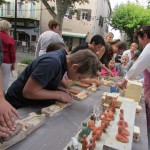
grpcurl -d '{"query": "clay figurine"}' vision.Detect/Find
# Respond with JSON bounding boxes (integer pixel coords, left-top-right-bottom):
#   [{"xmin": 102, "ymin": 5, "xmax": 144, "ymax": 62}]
[
  {"xmin": 67, "ymin": 146, "xmax": 71, "ymax": 150},
  {"xmin": 107, "ymin": 108, "xmax": 114, "ymax": 121},
  {"xmin": 116, "ymin": 126, "xmax": 129, "ymax": 143},
  {"xmin": 71, "ymin": 137, "xmax": 79, "ymax": 150},
  {"xmin": 87, "ymin": 120, "xmax": 96, "ymax": 131},
  {"xmin": 95, "ymin": 127, "xmax": 103, "ymax": 141},
  {"xmin": 78, "ymin": 122, "xmax": 91, "ymax": 143},
  {"xmin": 81, "ymin": 135, "xmax": 88, "ymax": 150},
  {"xmin": 90, "ymin": 113, "xmax": 96, "ymax": 123},
  {"xmin": 86, "ymin": 138, "xmax": 95, "ymax": 150},
  {"xmin": 90, "ymin": 137, "xmax": 96, "ymax": 148}
]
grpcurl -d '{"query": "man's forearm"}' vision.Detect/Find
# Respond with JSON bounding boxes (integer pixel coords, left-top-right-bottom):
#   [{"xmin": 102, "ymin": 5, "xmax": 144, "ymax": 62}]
[{"xmin": 23, "ymin": 89, "xmax": 61, "ymax": 100}]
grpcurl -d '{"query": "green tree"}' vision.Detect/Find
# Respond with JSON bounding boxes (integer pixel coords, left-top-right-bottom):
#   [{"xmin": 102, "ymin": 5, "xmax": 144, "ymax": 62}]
[
  {"xmin": 21, "ymin": 0, "xmax": 89, "ymax": 29},
  {"xmin": 111, "ymin": 2, "xmax": 150, "ymax": 42},
  {"xmin": 0, "ymin": 0, "xmax": 6, "ymax": 4}
]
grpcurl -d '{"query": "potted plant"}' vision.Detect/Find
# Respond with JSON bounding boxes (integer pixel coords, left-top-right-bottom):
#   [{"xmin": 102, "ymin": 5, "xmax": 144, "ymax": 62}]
[{"xmin": 17, "ymin": 57, "xmax": 34, "ymax": 76}]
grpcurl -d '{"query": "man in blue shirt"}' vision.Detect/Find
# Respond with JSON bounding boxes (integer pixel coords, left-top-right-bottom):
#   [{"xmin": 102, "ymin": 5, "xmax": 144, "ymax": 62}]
[{"xmin": 6, "ymin": 48, "xmax": 100, "ymax": 108}]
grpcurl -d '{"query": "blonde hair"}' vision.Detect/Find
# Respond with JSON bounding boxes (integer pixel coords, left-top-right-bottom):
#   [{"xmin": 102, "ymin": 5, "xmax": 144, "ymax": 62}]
[
  {"xmin": 105, "ymin": 32, "xmax": 114, "ymax": 40},
  {"xmin": 130, "ymin": 43, "xmax": 138, "ymax": 48},
  {"xmin": 121, "ymin": 55, "xmax": 129, "ymax": 62},
  {"xmin": 0, "ymin": 20, "xmax": 12, "ymax": 32}
]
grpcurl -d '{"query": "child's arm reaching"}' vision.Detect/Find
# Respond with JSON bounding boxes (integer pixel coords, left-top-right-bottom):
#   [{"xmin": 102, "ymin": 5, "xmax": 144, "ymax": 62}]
[{"xmin": 100, "ymin": 62, "xmax": 115, "ymax": 77}]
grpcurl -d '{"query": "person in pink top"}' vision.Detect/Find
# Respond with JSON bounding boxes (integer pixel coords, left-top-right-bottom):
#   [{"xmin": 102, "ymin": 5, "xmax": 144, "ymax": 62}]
[
  {"xmin": 116, "ymin": 25, "xmax": 150, "ymax": 148},
  {"xmin": 101, "ymin": 59, "xmax": 118, "ymax": 76}
]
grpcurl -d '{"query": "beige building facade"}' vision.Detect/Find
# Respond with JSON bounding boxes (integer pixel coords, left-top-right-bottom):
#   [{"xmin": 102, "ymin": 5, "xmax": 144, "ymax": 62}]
[
  {"xmin": 40, "ymin": 0, "xmax": 111, "ymax": 50},
  {"xmin": 0, "ymin": 0, "xmax": 41, "ymax": 46}
]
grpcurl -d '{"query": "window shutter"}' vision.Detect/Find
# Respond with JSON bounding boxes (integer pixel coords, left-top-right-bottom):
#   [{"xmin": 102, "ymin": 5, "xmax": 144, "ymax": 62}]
[
  {"xmin": 68, "ymin": 14, "xmax": 72, "ymax": 19},
  {"xmin": 68, "ymin": 11, "xmax": 72, "ymax": 19},
  {"xmin": 101, "ymin": 17, "xmax": 104, "ymax": 27},
  {"xmin": 87, "ymin": 9, "xmax": 91, "ymax": 21},
  {"xmin": 99, "ymin": 15, "xmax": 104, "ymax": 27},
  {"xmin": 77, "ymin": 9, "xmax": 81, "ymax": 20},
  {"xmin": 22, "ymin": 2, "xmax": 25, "ymax": 17},
  {"xmin": 99, "ymin": 16, "xmax": 101, "ymax": 25}
]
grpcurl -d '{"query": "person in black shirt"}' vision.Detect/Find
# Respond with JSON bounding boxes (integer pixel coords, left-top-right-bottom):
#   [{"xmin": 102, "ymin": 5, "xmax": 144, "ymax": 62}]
[
  {"xmin": 5, "ymin": 49, "xmax": 100, "ymax": 108},
  {"xmin": 71, "ymin": 34, "xmax": 105, "ymax": 54},
  {"xmin": 71, "ymin": 35, "xmax": 116, "ymax": 76}
]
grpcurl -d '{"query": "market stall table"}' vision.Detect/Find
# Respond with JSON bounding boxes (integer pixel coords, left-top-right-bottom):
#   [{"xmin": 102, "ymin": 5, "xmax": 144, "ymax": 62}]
[{"xmin": 8, "ymin": 85, "xmax": 149, "ymax": 150}]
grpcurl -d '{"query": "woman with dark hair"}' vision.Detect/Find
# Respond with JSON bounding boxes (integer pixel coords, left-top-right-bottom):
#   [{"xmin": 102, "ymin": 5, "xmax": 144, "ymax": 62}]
[
  {"xmin": 101, "ymin": 39, "xmax": 120, "ymax": 67},
  {"xmin": 71, "ymin": 35, "xmax": 115, "ymax": 76},
  {"xmin": 116, "ymin": 25, "xmax": 150, "ymax": 147}
]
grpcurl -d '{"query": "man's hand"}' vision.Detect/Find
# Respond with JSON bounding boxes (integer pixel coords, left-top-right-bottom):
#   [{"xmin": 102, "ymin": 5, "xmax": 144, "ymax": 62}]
[
  {"xmin": 108, "ymin": 71, "xmax": 115, "ymax": 77},
  {"xmin": 0, "ymin": 126, "xmax": 14, "ymax": 138},
  {"xmin": 115, "ymin": 79, "xmax": 127, "ymax": 89},
  {"xmin": 101, "ymin": 63, "xmax": 115, "ymax": 77},
  {"xmin": 57, "ymin": 91, "xmax": 73, "ymax": 103},
  {"xmin": 0, "ymin": 98, "xmax": 19, "ymax": 129}
]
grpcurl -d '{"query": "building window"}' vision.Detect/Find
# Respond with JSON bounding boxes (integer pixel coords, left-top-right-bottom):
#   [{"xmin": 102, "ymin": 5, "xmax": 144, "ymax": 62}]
[
  {"xmin": 18, "ymin": 2, "xmax": 22, "ymax": 17},
  {"xmin": 81, "ymin": 11, "xmax": 88, "ymax": 20},
  {"xmin": 31, "ymin": 3, "xmax": 35, "ymax": 18},
  {"xmin": 7, "ymin": 2, "xmax": 11, "ymax": 15},
  {"xmin": 18, "ymin": 2, "xmax": 25, "ymax": 17},
  {"xmin": 0, "ymin": 5, "xmax": 3, "ymax": 17},
  {"xmin": 77, "ymin": 9, "xmax": 91, "ymax": 21}
]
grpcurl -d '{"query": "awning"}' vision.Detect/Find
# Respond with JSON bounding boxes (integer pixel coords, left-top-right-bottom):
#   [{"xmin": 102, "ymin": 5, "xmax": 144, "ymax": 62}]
[{"xmin": 62, "ymin": 31, "xmax": 87, "ymax": 38}]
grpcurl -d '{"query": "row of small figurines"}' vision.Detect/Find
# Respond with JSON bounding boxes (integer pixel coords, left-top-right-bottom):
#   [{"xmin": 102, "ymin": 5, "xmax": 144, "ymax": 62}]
[{"xmin": 67, "ymin": 98, "xmax": 129, "ymax": 150}]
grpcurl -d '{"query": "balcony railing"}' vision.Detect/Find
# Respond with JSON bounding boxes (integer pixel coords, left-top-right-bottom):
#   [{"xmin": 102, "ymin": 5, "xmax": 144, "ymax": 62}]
[{"xmin": 0, "ymin": 3, "xmax": 38, "ymax": 19}]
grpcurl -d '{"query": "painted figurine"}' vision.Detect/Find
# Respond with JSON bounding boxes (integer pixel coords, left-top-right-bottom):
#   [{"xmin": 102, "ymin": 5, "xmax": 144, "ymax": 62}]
[{"xmin": 78, "ymin": 122, "xmax": 91, "ymax": 143}]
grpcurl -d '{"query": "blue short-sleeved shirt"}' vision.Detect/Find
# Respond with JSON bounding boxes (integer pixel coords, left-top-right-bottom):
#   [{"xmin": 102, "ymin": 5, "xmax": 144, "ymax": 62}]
[{"xmin": 5, "ymin": 49, "xmax": 67, "ymax": 108}]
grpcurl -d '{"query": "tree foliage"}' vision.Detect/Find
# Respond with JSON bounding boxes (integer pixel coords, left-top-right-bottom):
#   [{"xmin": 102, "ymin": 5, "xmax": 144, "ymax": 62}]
[
  {"xmin": 21, "ymin": 0, "xmax": 89, "ymax": 29},
  {"xmin": 111, "ymin": 2, "xmax": 150, "ymax": 42},
  {"xmin": 0, "ymin": 0, "xmax": 6, "ymax": 4}
]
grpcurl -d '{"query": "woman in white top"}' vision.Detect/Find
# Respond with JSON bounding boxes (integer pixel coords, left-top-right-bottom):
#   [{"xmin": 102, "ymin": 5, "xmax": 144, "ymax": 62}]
[
  {"xmin": 35, "ymin": 19, "xmax": 64, "ymax": 58},
  {"xmin": 117, "ymin": 25, "xmax": 150, "ymax": 147},
  {"xmin": 122, "ymin": 42, "xmax": 138, "ymax": 61}
]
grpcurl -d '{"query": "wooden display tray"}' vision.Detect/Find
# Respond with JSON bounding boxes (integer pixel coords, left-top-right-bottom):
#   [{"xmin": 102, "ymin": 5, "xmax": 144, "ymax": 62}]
[
  {"xmin": 41, "ymin": 104, "xmax": 63, "ymax": 117},
  {"xmin": 80, "ymin": 78, "xmax": 101, "ymax": 87},
  {"xmin": 73, "ymin": 90, "xmax": 91, "ymax": 101},
  {"xmin": 68, "ymin": 88, "xmax": 91, "ymax": 101},
  {"xmin": 100, "ymin": 78, "xmax": 114, "ymax": 86},
  {"xmin": 68, "ymin": 88, "xmax": 81, "ymax": 95},
  {"xmin": 87, "ymin": 85, "xmax": 98, "ymax": 92},
  {"xmin": 64, "ymin": 110, "xmax": 119, "ymax": 150},
  {"xmin": 103, "ymin": 100, "xmax": 137, "ymax": 150},
  {"xmin": 0, "ymin": 113, "xmax": 45, "ymax": 150},
  {"xmin": 76, "ymin": 82, "xmax": 91, "ymax": 88},
  {"xmin": 64, "ymin": 99, "xmax": 137, "ymax": 150},
  {"xmin": 41, "ymin": 102, "xmax": 71, "ymax": 117}
]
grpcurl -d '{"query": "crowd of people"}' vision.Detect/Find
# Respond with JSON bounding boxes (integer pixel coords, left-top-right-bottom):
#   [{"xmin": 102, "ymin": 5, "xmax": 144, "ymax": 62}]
[{"xmin": 0, "ymin": 19, "xmax": 150, "ymax": 148}]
